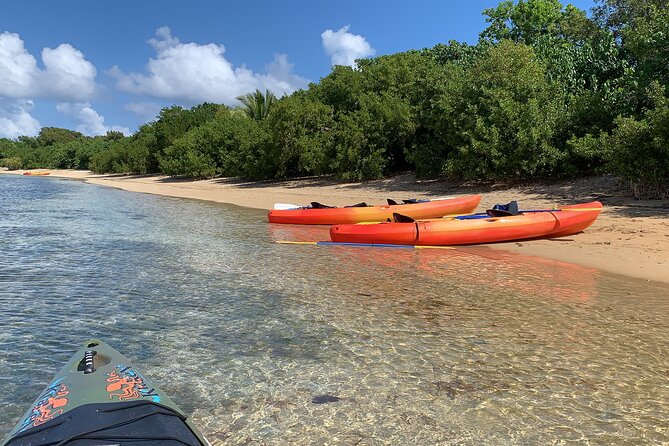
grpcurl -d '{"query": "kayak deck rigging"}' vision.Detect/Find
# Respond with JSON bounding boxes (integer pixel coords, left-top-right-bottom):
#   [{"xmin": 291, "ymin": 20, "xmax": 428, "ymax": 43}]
[{"xmin": 2, "ymin": 339, "xmax": 210, "ymax": 446}]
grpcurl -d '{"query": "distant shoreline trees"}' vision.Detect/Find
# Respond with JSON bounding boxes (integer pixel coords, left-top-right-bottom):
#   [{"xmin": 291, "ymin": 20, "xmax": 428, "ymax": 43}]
[{"xmin": 1, "ymin": 0, "xmax": 667, "ymax": 198}]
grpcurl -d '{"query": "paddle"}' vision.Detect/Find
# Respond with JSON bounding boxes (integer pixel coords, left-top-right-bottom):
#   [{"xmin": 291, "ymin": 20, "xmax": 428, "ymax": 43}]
[
  {"xmin": 272, "ymin": 202, "xmax": 337, "ymax": 210},
  {"xmin": 273, "ymin": 203, "xmax": 302, "ymax": 210},
  {"xmin": 522, "ymin": 208, "xmax": 602, "ymax": 212},
  {"xmin": 276, "ymin": 240, "xmax": 454, "ymax": 250},
  {"xmin": 453, "ymin": 207, "xmax": 601, "ymax": 220}
]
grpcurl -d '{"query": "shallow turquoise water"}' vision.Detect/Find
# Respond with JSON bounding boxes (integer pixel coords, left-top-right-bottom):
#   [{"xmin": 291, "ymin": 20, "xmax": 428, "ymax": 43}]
[{"xmin": 1, "ymin": 174, "xmax": 668, "ymax": 445}]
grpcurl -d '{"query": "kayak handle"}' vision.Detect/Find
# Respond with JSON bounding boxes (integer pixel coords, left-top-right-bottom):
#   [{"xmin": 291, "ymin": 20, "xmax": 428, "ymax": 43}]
[{"xmin": 83, "ymin": 350, "xmax": 95, "ymax": 374}]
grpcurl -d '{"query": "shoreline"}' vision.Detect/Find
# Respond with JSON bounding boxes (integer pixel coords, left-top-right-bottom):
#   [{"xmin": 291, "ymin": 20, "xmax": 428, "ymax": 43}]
[{"xmin": 3, "ymin": 169, "xmax": 668, "ymax": 284}]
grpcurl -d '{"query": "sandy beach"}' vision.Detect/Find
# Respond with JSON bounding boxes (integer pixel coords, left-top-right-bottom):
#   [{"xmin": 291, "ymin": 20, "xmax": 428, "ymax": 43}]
[{"xmin": 3, "ymin": 169, "xmax": 668, "ymax": 284}]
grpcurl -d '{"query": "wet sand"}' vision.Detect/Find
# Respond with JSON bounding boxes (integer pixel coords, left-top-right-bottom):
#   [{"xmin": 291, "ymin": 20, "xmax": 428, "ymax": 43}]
[{"xmin": 3, "ymin": 169, "xmax": 668, "ymax": 283}]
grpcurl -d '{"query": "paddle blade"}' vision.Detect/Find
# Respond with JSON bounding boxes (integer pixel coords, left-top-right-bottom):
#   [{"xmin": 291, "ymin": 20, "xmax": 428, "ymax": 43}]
[{"xmin": 273, "ymin": 203, "xmax": 302, "ymax": 210}]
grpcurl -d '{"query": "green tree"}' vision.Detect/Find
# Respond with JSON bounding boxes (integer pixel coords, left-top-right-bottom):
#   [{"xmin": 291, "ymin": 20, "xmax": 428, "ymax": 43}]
[
  {"xmin": 622, "ymin": 5, "xmax": 669, "ymax": 88},
  {"xmin": 90, "ymin": 124, "xmax": 156, "ymax": 174},
  {"xmin": 37, "ymin": 127, "xmax": 83, "ymax": 146},
  {"xmin": 0, "ymin": 138, "xmax": 20, "ymax": 159},
  {"xmin": 593, "ymin": 0, "xmax": 669, "ymax": 36},
  {"xmin": 17, "ymin": 136, "xmax": 39, "ymax": 148},
  {"xmin": 160, "ymin": 112, "xmax": 271, "ymax": 179},
  {"xmin": 480, "ymin": 0, "xmax": 565, "ymax": 44},
  {"xmin": 104, "ymin": 131, "xmax": 125, "ymax": 141},
  {"xmin": 334, "ymin": 92, "xmax": 415, "ymax": 181},
  {"xmin": 356, "ymin": 51, "xmax": 427, "ymax": 99},
  {"xmin": 424, "ymin": 40, "xmax": 490, "ymax": 66},
  {"xmin": 50, "ymin": 139, "xmax": 111, "ymax": 170},
  {"xmin": 266, "ymin": 95, "xmax": 336, "ymax": 177},
  {"xmin": 235, "ymin": 89, "xmax": 278, "ymax": 121},
  {"xmin": 603, "ymin": 83, "xmax": 669, "ymax": 197},
  {"xmin": 309, "ymin": 65, "xmax": 366, "ymax": 115},
  {"xmin": 152, "ymin": 103, "xmax": 222, "ymax": 171},
  {"xmin": 1, "ymin": 157, "xmax": 23, "ymax": 170},
  {"xmin": 0, "ymin": 138, "xmax": 23, "ymax": 170},
  {"xmin": 412, "ymin": 41, "xmax": 565, "ymax": 180}
]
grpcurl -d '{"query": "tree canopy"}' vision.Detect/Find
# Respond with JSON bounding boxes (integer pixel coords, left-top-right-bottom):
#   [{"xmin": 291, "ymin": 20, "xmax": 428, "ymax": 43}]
[{"xmin": 2, "ymin": 0, "xmax": 667, "ymax": 197}]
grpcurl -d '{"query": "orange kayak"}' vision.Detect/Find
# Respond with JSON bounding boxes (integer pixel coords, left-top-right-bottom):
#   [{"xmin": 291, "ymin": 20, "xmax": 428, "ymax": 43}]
[
  {"xmin": 268, "ymin": 195, "xmax": 481, "ymax": 225},
  {"xmin": 330, "ymin": 201, "xmax": 602, "ymax": 245},
  {"xmin": 22, "ymin": 171, "xmax": 51, "ymax": 176}
]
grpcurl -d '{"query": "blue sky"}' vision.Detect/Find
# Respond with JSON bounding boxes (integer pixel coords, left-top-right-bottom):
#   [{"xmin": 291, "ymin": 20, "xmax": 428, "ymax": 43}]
[{"xmin": 0, "ymin": 0, "xmax": 597, "ymax": 138}]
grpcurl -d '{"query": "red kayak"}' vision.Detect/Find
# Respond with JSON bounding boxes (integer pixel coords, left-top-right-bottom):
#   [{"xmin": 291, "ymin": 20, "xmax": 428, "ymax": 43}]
[
  {"xmin": 267, "ymin": 195, "xmax": 481, "ymax": 225},
  {"xmin": 330, "ymin": 201, "xmax": 602, "ymax": 245}
]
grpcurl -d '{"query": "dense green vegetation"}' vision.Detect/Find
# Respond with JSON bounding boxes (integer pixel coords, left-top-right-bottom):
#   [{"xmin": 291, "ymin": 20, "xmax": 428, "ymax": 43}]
[
  {"xmin": 0, "ymin": 128, "xmax": 122, "ymax": 171},
  {"xmin": 2, "ymin": 0, "xmax": 667, "ymax": 197}
]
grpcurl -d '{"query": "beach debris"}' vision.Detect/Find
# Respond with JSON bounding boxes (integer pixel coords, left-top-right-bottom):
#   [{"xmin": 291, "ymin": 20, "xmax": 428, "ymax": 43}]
[{"xmin": 312, "ymin": 394, "xmax": 342, "ymax": 404}]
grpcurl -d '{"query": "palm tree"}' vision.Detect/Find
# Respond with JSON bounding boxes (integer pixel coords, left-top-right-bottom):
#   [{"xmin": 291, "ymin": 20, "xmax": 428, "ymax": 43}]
[{"xmin": 235, "ymin": 89, "xmax": 277, "ymax": 120}]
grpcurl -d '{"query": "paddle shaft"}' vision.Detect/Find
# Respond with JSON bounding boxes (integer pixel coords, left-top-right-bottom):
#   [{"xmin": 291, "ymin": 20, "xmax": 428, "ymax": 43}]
[{"xmin": 276, "ymin": 240, "xmax": 454, "ymax": 249}]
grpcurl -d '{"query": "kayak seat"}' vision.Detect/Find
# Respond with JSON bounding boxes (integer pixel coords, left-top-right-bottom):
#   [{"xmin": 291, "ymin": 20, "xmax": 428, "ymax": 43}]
[
  {"xmin": 486, "ymin": 201, "xmax": 521, "ymax": 217},
  {"xmin": 393, "ymin": 213, "xmax": 416, "ymax": 223},
  {"xmin": 310, "ymin": 202, "xmax": 336, "ymax": 209},
  {"xmin": 344, "ymin": 202, "xmax": 369, "ymax": 208},
  {"xmin": 401, "ymin": 198, "xmax": 430, "ymax": 204},
  {"xmin": 387, "ymin": 199, "xmax": 399, "ymax": 205}
]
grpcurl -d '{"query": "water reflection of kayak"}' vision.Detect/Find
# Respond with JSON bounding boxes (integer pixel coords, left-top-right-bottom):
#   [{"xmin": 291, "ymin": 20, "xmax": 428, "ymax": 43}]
[
  {"xmin": 1, "ymin": 339, "xmax": 210, "ymax": 446},
  {"xmin": 268, "ymin": 194, "xmax": 481, "ymax": 224}
]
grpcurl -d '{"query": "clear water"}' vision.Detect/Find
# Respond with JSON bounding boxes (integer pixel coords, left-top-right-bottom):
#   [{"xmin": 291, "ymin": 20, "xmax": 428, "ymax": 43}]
[{"xmin": 1, "ymin": 174, "xmax": 668, "ymax": 445}]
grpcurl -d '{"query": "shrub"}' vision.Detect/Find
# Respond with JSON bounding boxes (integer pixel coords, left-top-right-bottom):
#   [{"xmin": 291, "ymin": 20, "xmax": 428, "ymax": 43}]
[
  {"xmin": 1, "ymin": 157, "xmax": 23, "ymax": 170},
  {"xmin": 334, "ymin": 92, "xmax": 415, "ymax": 181},
  {"xmin": 411, "ymin": 40, "xmax": 566, "ymax": 180},
  {"xmin": 160, "ymin": 113, "xmax": 270, "ymax": 179},
  {"xmin": 605, "ymin": 85, "xmax": 669, "ymax": 197},
  {"xmin": 266, "ymin": 96, "xmax": 336, "ymax": 178}
]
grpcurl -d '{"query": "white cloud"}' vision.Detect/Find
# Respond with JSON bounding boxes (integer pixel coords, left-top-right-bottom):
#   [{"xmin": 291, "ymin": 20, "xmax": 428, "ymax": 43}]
[
  {"xmin": 56, "ymin": 102, "xmax": 130, "ymax": 136},
  {"xmin": 40, "ymin": 44, "xmax": 97, "ymax": 101},
  {"xmin": 147, "ymin": 26, "xmax": 180, "ymax": 52},
  {"xmin": 260, "ymin": 53, "xmax": 310, "ymax": 95},
  {"xmin": 321, "ymin": 25, "xmax": 376, "ymax": 68},
  {"xmin": 0, "ymin": 33, "xmax": 37, "ymax": 98},
  {"xmin": 0, "ymin": 31, "xmax": 99, "ymax": 138},
  {"xmin": 124, "ymin": 101, "xmax": 162, "ymax": 122},
  {"xmin": 0, "ymin": 31, "xmax": 97, "ymax": 101},
  {"xmin": 108, "ymin": 27, "xmax": 309, "ymax": 105},
  {"xmin": 0, "ymin": 98, "xmax": 41, "ymax": 138}
]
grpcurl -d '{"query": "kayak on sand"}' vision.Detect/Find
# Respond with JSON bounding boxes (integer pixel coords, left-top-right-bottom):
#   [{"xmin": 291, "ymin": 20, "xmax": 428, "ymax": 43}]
[
  {"xmin": 330, "ymin": 201, "xmax": 603, "ymax": 245},
  {"xmin": 267, "ymin": 194, "xmax": 481, "ymax": 225},
  {"xmin": 1, "ymin": 339, "xmax": 210, "ymax": 446}
]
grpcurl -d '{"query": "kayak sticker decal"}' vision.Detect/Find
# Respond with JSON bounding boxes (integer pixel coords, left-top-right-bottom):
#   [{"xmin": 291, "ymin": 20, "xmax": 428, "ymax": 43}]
[
  {"xmin": 106, "ymin": 364, "xmax": 161, "ymax": 403},
  {"xmin": 17, "ymin": 378, "xmax": 70, "ymax": 432}
]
